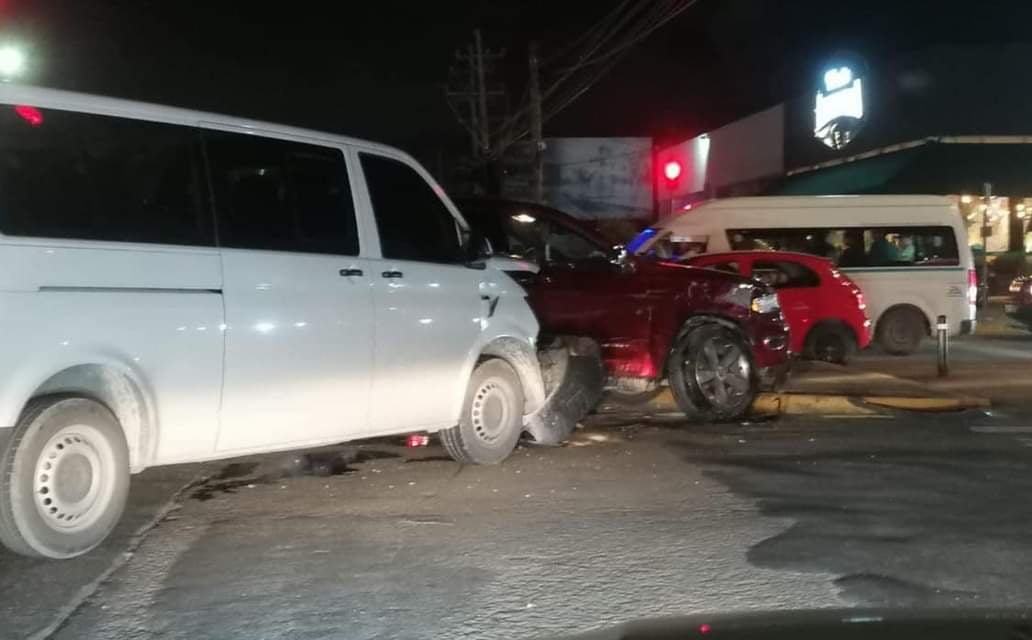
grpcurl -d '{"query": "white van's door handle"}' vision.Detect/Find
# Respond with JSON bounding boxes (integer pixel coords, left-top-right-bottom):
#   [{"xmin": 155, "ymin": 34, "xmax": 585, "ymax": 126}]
[{"xmin": 339, "ymin": 268, "xmax": 364, "ymax": 277}]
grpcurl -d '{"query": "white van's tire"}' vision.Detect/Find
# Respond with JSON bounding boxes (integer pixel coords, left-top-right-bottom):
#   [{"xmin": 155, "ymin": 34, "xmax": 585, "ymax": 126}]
[
  {"xmin": 440, "ymin": 359, "xmax": 524, "ymax": 465},
  {"xmin": 876, "ymin": 307, "xmax": 926, "ymax": 355},
  {"xmin": 0, "ymin": 397, "xmax": 129, "ymax": 559}
]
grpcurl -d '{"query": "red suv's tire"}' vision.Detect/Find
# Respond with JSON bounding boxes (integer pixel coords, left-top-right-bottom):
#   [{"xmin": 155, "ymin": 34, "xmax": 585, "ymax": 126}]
[{"xmin": 668, "ymin": 323, "xmax": 756, "ymax": 422}]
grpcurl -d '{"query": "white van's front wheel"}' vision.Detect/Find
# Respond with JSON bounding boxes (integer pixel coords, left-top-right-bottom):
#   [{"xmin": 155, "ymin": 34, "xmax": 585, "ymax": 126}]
[
  {"xmin": 440, "ymin": 359, "xmax": 524, "ymax": 465},
  {"xmin": 0, "ymin": 398, "xmax": 129, "ymax": 559}
]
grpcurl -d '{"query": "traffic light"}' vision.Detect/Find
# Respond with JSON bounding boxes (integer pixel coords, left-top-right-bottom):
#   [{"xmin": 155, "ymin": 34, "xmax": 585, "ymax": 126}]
[{"xmin": 663, "ymin": 159, "xmax": 682, "ymax": 183}]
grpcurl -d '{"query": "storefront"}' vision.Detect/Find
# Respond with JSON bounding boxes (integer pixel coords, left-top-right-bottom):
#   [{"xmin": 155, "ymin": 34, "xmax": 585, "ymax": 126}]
[{"xmin": 657, "ymin": 43, "xmax": 1032, "ymax": 288}]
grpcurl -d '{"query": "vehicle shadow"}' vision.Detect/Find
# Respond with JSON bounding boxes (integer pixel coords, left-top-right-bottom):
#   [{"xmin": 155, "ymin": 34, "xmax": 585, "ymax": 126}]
[{"xmin": 670, "ymin": 422, "xmax": 1032, "ymax": 607}]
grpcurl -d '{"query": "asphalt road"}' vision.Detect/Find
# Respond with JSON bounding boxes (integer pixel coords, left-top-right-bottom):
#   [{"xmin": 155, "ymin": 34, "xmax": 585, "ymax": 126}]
[
  {"xmin": 0, "ymin": 406, "xmax": 1024, "ymax": 640},
  {"xmin": 5, "ymin": 320, "xmax": 1032, "ymax": 640}
]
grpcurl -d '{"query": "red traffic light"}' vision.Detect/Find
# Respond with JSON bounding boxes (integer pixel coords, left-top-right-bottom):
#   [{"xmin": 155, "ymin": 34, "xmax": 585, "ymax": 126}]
[{"xmin": 663, "ymin": 160, "xmax": 682, "ymax": 182}]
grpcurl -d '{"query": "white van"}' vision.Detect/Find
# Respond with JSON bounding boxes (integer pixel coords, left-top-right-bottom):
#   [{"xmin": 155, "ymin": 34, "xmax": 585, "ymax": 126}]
[
  {"xmin": 0, "ymin": 86, "xmax": 556, "ymax": 559},
  {"xmin": 631, "ymin": 195, "xmax": 977, "ymax": 354}
]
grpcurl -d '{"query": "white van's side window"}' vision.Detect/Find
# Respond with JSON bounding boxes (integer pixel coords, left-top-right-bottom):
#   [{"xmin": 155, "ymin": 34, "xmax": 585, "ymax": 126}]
[
  {"xmin": 0, "ymin": 105, "xmax": 213, "ymax": 245},
  {"xmin": 726, "ymin": 226, "xmax": 960, "ymax": 269},
  {"xmin": 359, "ymin": 153, "xmax": 464, "ymax": 263},
  {"xmin": 204, "ymin": 131, "xmax": 359, "ymax": 255}
]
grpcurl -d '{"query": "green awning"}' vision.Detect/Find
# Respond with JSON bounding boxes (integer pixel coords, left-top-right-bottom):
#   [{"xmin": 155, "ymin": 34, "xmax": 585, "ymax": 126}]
[{"xmin": 771, "ymin": 142, "xmax": 1032, "ymax": 196}]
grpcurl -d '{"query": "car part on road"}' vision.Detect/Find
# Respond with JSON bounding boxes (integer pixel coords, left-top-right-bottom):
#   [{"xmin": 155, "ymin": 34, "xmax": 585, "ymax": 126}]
[
  {"xmin": 877, "ymin": 306, "xmax": 927, "ymax": 355},
  {"xmin": 668, "ymin": 323, "xmax": 755, "ymax": 421},
  {"xmin": 804, "ymin": 322, "xmax": 858, "ymax": 364},
  {"xmin": 0, "ymin": 397, "xmax": 130, "ymax": 558},
  {"xmin": 440, "ymin": 359, "xmax": 525, "ymax": 464},
  {"xmin": 530, "ymin": 336, "xmax": 605, "ymax": 445}
]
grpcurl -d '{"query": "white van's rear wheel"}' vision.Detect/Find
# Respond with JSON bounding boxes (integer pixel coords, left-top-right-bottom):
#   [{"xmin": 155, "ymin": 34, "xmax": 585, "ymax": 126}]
[
  {"xmin": 877, "ymin": 307, "xmax": 926, "ymax": 355},
  {"xmin": 0, "ymin": 398, "xmax": 129, "ymax": 559},
  {"xmin": 440, "ymin": 359, "xmax": 524, "ymax": 465}
]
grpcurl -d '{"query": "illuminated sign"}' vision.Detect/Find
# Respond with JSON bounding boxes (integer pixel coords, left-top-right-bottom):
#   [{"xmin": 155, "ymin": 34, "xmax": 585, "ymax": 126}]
[{"xmin": 814, "ymin": 65, "xmax": 864, "ymax": 150}]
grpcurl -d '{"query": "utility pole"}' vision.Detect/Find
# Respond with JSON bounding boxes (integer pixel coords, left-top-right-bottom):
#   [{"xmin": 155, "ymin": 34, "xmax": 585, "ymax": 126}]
[
  {"xmin": 474, "ymin": 29, "xmax": 490, "ymax": 158},
  {"xmin": 465, "ymin": 44, "xmax": 480, "ymax": 156},
  {"xmin": 528, "ymin": 41, "xmax": 544, "ymax": 203},
  {"xmin": 445, "ymin": 30, "xmax": 506, "ymax": 180},
  {"xmin": 981, "ymin": 182, "xmax": 993, "ymax": 306}
]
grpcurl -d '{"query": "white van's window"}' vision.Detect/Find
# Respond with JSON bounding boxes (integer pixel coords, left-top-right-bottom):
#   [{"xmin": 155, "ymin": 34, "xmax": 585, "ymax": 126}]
[
  {"xmin": 636, "ymin": 228, "xmax": 708, "ymax": 260},
  {"xmin": 727, "ymin": 226, "xmax": 959, "ymax": 268},
  {"xmin": 0, "ymin": 105, "xmax": 213, "ymax": 245},
  {"xmin": 205, "ymin": 131, "xmax": 358, "ymax": 255},
  {"xmin": 360, "ymin": 153, "xmax": 464, "ymax": 263}
]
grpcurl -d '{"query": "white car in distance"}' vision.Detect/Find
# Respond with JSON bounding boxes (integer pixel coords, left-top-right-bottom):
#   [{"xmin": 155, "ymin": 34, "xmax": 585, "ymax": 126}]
[{"xmin": 0, "ymin": 86, "xmax": 556, "ymax": 559}]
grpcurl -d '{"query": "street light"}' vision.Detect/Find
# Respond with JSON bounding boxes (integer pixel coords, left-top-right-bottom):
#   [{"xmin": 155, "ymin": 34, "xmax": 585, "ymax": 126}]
[{"xmin": 0, "ymin": 46, "xmax": 26, "ymax": 80}]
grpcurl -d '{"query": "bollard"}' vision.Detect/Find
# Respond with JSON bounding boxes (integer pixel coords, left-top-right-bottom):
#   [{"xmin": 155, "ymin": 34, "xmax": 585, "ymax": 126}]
[{"xmin": 936, "ymin": 314, "xmax": 949, "ymax": 377}]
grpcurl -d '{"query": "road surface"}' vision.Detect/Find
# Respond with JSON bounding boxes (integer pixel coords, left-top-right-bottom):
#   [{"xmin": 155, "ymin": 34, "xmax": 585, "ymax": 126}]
[{"xmin": 0, "ymin": 408, "xmax": 1027, "ymax": 639}]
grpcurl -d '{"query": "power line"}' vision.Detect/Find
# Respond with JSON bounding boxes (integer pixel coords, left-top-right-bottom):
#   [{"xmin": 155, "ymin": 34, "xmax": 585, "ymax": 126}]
[{"xmin": 494, "ymin": 1, "xmax": 697, "ymax": 155}]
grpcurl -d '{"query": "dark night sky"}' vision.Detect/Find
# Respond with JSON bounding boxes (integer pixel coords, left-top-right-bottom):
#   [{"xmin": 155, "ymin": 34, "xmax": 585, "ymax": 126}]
[{"xmin": 4, "ymin": 0, "xmax": 1032, "ymax": 157}]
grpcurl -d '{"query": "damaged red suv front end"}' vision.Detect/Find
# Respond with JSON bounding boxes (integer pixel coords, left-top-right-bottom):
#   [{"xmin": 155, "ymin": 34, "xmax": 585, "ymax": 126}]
[{"xmin": 458, "ymin": 198, "xmax": 791, "ymax": 420}]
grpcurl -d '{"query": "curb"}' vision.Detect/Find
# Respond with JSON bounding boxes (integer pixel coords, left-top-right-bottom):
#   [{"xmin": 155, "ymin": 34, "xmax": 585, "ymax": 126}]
[
  {"xmin": 601, "ymin": 389, "xmax": 991, "ymax": 417},
  {"xmin": 751, "ymin": 392, "xmax": 990, "ymax": 416}
]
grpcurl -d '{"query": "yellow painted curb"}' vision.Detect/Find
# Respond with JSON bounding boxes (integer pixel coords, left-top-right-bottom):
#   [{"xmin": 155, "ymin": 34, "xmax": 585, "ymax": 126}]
[
  {"xmin": 862, "ymin": 395, "xmax": 991, "ymax": 411},
  {"xmin": 750, "ymin": 392, "xmax": 990, "ymax": 416},
  {"xmin": 607, "ymin": 389, "xmax": 989, "ymax": 416},
  {"xmin": 751, "ymin": 393, "xmax": 878, "ymax": 416}
]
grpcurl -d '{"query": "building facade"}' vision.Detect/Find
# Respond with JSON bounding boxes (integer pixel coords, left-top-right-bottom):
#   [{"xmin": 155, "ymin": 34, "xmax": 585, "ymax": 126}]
[{"xmin": 657, "ymin": 43, "xmax": 1032, "ymax": 257}]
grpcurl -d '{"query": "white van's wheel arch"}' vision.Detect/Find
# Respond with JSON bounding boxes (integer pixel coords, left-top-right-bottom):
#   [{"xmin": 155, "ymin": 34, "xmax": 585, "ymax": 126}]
[
  {"xmin": 29, "ymin": 365, "xmax": 152, "ymax": 472},
  {"xmin": 479, "ymin": 338, "xmax": 546, "ymax": 416}
]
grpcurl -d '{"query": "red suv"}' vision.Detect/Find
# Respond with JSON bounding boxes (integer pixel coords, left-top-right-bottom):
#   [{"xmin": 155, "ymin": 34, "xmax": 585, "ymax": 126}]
[
  {"xmin": 458, "ymin": 198, "xmax": 791, "ymax": 420},
  {"xmin": 684, "ymin": 252, "xmax": 872, "ymax": 363}
]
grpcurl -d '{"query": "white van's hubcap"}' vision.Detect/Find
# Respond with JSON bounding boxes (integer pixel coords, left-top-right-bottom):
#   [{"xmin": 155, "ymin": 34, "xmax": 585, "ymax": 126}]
[
  {"xmin": 34, "ymin": 425, "xmax": 112, "ymax": 531},
  {"xmin": 471, "ymin": 380, "xmax": 510, "ymax": 444}
]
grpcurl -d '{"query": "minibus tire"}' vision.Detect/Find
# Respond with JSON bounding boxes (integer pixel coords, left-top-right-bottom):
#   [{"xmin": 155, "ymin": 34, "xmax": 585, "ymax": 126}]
[
  {"xmin": 0, "ymin": 397, "xmax": 129, "ymax": 559},
  {"xmin": 876, "ymin": 307, "xmax": 926, "ymax": 356}
]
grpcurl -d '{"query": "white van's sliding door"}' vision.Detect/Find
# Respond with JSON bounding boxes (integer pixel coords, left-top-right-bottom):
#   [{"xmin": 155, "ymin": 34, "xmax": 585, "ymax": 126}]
[
  {"xmin": 206, "ymin": 130, "xmax": 374, "ymax": 453},
  {"xmin": 0, "ymin": 105, "xmax": 225, "ymax": 465}
]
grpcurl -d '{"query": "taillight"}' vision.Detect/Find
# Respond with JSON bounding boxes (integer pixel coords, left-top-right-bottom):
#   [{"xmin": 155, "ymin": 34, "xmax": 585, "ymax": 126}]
[{"xmin": 967, "ymin": 269, "xmax": 978, "ymax": 306}]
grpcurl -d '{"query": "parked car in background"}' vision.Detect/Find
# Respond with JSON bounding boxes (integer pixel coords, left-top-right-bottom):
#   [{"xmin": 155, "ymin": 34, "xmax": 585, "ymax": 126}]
[
  {"xmin": 629, "ymin": 196, "xmax": 977, "ymax": 355},
  {"xmin": 1005, "ymin": 276, "xmax": 1032, "ymax": 328},
  {"xmin": 457, "ymin": 197, "xmax": 791, "ymax": 420},
  {"xmin": 683, "ymin": 252, "xmax": 872, "ymax": 363},
  {"xmin": 0, "ymin": 87, "xmax": 558, "ymax": 559}
]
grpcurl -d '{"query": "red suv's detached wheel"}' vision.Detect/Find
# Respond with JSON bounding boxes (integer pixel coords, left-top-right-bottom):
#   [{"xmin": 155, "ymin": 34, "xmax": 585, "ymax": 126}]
[{"xmin": 668, "ymin": 323, "xmax": 756, "ymax": 422}]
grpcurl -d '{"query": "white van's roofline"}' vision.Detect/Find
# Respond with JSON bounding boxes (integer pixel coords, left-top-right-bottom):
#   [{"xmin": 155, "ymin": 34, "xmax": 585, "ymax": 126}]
[
  {"xmin": 657, "ymin": 195, "xmax": 961, "ymax": 230},
  {"xmin": 690, "ymin": 195, "xmax": 954, "ymax": 210},
  {"xmin": 0, "ymin": 84, "xmax": 406, "ymax": 158}
]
